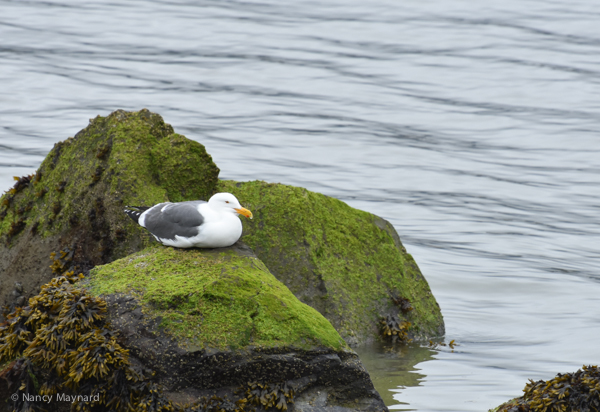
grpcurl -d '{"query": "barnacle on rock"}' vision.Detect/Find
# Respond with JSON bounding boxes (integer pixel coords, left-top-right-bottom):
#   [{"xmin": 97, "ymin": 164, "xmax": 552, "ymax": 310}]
[
  {"xmin": 55, "ymin": 180, "xmax": 67, "ymax": 192},
  {"xmin": 390, "ymin": 293, "xmax": 413, "ymax": 314},
  {"xmin": 35, "ymin": 186, "xmax": 48, "ymax": 198},
  {"xmin": 245, "ymin": 381, "xmax": 295, "ymax": 411},
  {"xmin": 182, "ymin": 394, "xmax": 251, "ymax": 412},
  {"xmin": 95, "ymin": 196, "xmax": 105, "ymax": 214},
  {"xmin": 90, "ymin": 165, "xmax": 105, "ymax": 183},
  {"xmin": 7, "ymin": 218, "xmax": 27, "ymax": 242},
  {"xmin": 380, "ymin": 314, "xmax": 411, "ymax": 343},
  {"xmin": 115, "ymin": 228, "xmax": 126, "ymax": 240},
  {"xmin": 69, "ymin": 213, "xmax": 79, "ymax": 227},
  {"xmin": 14, "ymin": 201, "xmax": 33, "ymax": 216},
  {"xmin": 52, "ymin": 201, "xmax": 61, "ymax": 216},
  {"xmin": 96, "ymin": 144, "xmax": 111, "ymax": 159}
]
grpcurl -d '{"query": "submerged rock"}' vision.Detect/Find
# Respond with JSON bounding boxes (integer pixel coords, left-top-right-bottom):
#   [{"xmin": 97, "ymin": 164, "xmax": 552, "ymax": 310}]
[
  {"xmin": 218, "ymin": 180, "xmax": 444, "ymax": 345},
  {"xmin": 0, "ymin": 109, "xmax": 219, "ymax": 311}
]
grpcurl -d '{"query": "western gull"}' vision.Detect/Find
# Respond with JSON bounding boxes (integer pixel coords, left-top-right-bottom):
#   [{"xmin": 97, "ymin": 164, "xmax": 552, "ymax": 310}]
[{"xmin": 123, "ymin": 192, "xmax": 253, "ymax": 248}]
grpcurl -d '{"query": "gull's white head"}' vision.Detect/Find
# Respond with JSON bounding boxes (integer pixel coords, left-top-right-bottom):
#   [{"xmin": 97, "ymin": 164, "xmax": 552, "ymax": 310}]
[{"xmin": 208, "ymin": 192, "xmax": 253, "ymax": 219}]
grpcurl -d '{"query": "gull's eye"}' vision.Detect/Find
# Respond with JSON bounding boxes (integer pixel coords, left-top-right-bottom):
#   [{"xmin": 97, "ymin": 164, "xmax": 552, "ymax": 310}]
[{"xmin": 225, "ymin": 201, "xmax": 229, "ymax": 204}]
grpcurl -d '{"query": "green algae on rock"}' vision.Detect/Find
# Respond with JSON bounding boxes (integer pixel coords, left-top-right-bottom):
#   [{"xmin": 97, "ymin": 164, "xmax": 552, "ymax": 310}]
[
  {"xmin": 83, "ymin": 243, "xmax": 388, "ymax": 411},
  {"xmin": 0, "ymin": 109, "xmax": 219, "ymax": 312},
  {"xmin": 0, "ymin": 108, "xmax": 218, "ymax": 245},
  {"xmin": 0, "ymin": 249, "xmax": 387, "ymax": 412},
  {"xmin": 86, "ymin": 244, "xmax": 346, "ymax": 351},
  {"xmin": 217, "ymin": 180, "xmax": 444, "ymax": 345}
]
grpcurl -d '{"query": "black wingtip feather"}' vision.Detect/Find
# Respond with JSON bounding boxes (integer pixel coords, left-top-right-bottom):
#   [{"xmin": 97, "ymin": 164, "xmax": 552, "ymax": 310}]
[{"xmin": 123, "ymin": 205, "xmax": 150, "ymax": 224}]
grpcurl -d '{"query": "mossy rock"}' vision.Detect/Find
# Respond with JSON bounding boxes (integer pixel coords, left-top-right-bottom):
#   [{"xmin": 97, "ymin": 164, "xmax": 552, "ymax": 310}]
[
  {"xmin": 82, "ymin": 243, "xmax": 387, "ymax": 411},
  {"xmin": 218, "ymin": 180, "xmax": 444, "ymax": 345},
  {"xmin": 0, "ymin": 109, "xmax": 219, "ymax": 312},
  {"xmin": 0, "ymin": 260, "xmax": 387, "ymax": 412},
  {"xmin": 1, "ymin": 108, "xmax": 443, "ymax": 350},
  {"xmin": 86, "ymin": 243, "xmax": 346, "ymax": 351}
]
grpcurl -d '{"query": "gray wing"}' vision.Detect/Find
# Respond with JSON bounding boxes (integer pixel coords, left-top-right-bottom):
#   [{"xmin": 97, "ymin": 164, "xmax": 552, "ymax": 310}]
[{"xmin": 143, "ymin": 201, "xmax": 206, "ymax": 240}]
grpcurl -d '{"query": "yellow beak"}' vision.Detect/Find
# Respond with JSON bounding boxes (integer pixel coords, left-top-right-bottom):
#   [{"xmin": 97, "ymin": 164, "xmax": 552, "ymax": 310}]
[{"xmin": 235, "ymin": 207, "xmax": 253, "ymax": 219}]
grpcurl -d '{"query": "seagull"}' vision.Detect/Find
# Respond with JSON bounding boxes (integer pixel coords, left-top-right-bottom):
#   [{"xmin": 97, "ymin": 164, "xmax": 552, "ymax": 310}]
[{"xmin": 123, "ymin": 192, "xmax": 253, "ymax": 248}]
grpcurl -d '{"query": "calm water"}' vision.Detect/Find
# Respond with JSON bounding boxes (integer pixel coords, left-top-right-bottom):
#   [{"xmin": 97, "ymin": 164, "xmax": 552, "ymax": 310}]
[{"xmin": 1, "ymin": 1, "xmax": 599, "ymax": 411}]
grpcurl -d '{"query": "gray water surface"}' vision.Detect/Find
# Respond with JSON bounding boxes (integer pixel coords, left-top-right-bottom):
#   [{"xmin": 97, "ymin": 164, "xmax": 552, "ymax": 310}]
[{"xmin": 1, "ymin": 1, "xmax": 600, "ymax": 411}]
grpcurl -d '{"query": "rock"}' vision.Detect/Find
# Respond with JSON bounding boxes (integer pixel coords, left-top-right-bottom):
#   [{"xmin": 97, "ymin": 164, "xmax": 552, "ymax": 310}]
[
  {"xmin": 82, "ymin": 242, "xmax": 388, "ymax": 411},
  {"xmin": 218, "ymin": 180, "xmax": 444, "ymax": 345},
  {"xmin": 0, "ymin": 109, "xmax": 219, "ymax": 312},
  {"xmin": 0, "ymin": 108, "xmax": 443, "ymax": 409},
  {"xmin": 491, "ymin": 365, "xmax": 600, "ymax": 412},
  {"xmin": 1, "ymin": 109, "xmax": 443, "ymax": 347},
  {"xmin": 1, "ymin": 244, "xmax": 387, "ymax": 411}
]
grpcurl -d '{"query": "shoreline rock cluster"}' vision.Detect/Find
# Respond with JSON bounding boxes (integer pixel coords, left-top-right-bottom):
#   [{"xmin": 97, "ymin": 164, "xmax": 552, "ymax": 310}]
[
  {"xmin": 490, "ymin": 365, "xmax": 600, "ymax": 412},
  {"xmin": 0, "ymin": 109, "xmax": 444, "ymax": 411}
]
